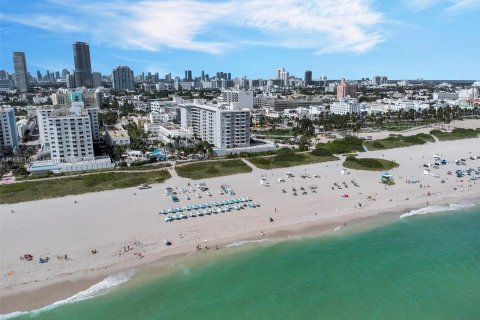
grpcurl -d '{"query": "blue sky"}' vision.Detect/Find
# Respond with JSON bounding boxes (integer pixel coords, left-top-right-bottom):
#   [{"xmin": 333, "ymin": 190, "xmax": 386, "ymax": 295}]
[{"xmin": 1, "ymin": 0, "xmax": 479, "ymax": 80}]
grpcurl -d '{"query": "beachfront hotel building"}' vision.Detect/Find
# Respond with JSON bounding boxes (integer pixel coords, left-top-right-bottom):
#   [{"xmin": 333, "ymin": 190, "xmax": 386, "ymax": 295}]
[
  {"xmin": 47, "ymin": 105, "xmax": 94, "ymax": 161},
  {"xmin": 0, "ymin": 107, "xmax": 19, "ymax": 153},
  {"xmin": 180, "ymin": 101, "xmax": 250, "ymax": 150},
  {"xmin": 36, "ymin": 91, "xmax": 99, "ymax": 160}
]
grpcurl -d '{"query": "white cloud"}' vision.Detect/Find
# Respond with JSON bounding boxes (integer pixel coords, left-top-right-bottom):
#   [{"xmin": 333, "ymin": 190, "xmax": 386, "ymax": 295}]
[
  {"xmin": 0, "ymin": 13, "xmax": 81, "ymax": 32},
  {"xmin": 444, "ymin": 0, "xmax": 480, "ymax": 13},
  {"xmin": 1, "ymin": 0, "xmax": 385, "ymax": 54},
  {"xmin": 404, "ymin": 0, "xmax": 480, "ymax": 12}
]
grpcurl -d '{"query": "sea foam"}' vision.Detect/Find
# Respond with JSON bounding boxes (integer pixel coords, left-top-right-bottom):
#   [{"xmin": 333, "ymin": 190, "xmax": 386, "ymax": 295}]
[
  {"xmin": 224, "ymin": 239, "xmax": 269, "ymax": 248},
  {"xmin": 400, "ymin": 201, "xmax": 475, "ymax": 219},
  {"xmin": 0, "ymin": 269, "xmax": 136, "ymax": 320}
]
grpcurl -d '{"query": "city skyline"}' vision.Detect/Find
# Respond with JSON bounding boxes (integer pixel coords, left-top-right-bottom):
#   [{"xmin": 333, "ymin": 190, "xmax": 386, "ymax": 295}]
[{"xmin": 1, "ymin": 0, "xmax": 479, "ymax": 79}]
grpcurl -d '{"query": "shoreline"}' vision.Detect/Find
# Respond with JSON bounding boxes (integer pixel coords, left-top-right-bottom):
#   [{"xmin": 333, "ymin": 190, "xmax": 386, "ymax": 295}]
[
  {"xmin": 1, "ymin": 194, "xmax": 478, "ymax": 316},
  {"xmin": 1, "ymin": 138, "xmax": 479, "ymax": 315}
]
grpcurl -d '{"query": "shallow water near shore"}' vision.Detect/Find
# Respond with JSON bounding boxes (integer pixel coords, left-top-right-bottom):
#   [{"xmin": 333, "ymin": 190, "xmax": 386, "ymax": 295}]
[{"xmin": 5, "ymin": 202, "xmax": 480, "ymax": 320}]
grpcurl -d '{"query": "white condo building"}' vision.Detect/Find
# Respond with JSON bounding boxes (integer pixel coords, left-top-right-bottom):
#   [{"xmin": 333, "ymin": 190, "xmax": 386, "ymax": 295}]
[
  {"xmin": 36, "ymin": 91, "xmax": 99, "ymax": 160},
  {"xmin": 48, "ymin": 106, "xmax": 94, "ymax": 160},
  {"xmin": 180, "ymin": 102, "xmax": 250, "ymax": 149},
  {"xmin": 222, "ymin": 89, "xmax": 254, "ymax": 110},
  {"xmin": 330, "ymin": 98, "xmax": 360, "ymax": 115},
  {"xmin": 37, "ymin": 106, "xmax": 55, "ymax": 147},
  {"xmin": 0, "ymin": 107, "xmax": 19, "ymax": 152}
]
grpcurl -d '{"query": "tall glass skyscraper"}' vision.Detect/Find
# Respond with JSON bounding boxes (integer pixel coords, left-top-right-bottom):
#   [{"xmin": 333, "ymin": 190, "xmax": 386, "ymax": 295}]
[
  {"xmin": 13, "ymin": 52, "xmax": 29, "ymax": 93},
  {"xmin": 73, "ymin": 42, "xmax": 92, "ymax": 88}
]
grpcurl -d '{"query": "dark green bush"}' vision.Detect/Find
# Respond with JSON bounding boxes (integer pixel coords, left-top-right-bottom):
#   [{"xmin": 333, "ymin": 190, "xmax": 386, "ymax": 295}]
[
  {"xmin": 371, "ymin": 141, "xmax": 384, "ymax": 149},
  {"xmin": 311, "ymin": 148, "xmax": 333, "ymax": 157}
]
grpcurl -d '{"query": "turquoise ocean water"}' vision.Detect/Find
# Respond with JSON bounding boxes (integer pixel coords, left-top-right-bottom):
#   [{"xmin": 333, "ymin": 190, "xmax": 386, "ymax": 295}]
[{"xmin": 5, "ymin": 202, "xmax": 480, "ymax": 320}]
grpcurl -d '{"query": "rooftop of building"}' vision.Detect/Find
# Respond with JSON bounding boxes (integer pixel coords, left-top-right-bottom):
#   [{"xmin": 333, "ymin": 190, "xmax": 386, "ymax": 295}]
[
  {"xmin": 106, "ymin": 128, "xmax": 130, "ymax": 138},
  {"xmin": 180, "ymin": 102, "xmax": 250, "ymax": 112},
  {"xmin": 0, "ymin": 106, "xmax": 15, "ymax": 112},
  {"xmin": 50, "ymin": 107, "xmax": 88, "ymax": 118}
]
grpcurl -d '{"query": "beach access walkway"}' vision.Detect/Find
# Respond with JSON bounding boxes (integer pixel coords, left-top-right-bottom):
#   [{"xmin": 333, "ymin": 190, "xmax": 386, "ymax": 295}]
[{"xmin": 240, "ymin": 158, "xmax": 262, "ymax": 172}]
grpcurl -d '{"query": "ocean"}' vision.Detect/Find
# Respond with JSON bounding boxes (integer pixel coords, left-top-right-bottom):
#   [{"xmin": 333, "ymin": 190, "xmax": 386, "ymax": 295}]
[{"xmin": 4, "ymin": 201, "xmax": 480, "ymax": 320}]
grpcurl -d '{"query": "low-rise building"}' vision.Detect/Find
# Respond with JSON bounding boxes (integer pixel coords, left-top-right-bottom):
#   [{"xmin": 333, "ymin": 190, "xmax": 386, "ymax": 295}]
[
  {"xmin": 105, "ymin": 127, "xmax": 131, "ymax": 146},
  {"xmin": 144, "ymin": 122, "xmax": 193, "ymax": 144},
  {"xmin": 16, "ymin": 118, "xmax": 36, "ymax": 140},
  {"xmin": 330, "ymin": 98, "xmax": 360, "ymax": 115},
  {"xmin": 433, "ymin": 91, "xmax": 458, "ymax": 101}
]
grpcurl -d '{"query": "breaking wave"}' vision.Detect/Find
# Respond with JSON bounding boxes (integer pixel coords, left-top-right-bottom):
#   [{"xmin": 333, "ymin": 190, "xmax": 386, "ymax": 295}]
[
  {"xmin": 0, "ymin": 269, "xmax": 136, "ymax": 320},
  {"xmin": 224, "ymin": 239, "xmax": 269, "ymax": 248},
  {"xmin": 400, "ymin": 201, "xmax": 475, "ymax": 219}
]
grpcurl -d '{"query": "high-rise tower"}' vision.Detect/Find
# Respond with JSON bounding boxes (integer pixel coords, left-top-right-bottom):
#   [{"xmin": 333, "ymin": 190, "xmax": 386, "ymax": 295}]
[
  {"xmin": 13, "ymin": 52, "xmax": 29, "ymax": 93},
  {"xmin": 73, "ymin": 42, "xmax": 92, "ymax": 88}
]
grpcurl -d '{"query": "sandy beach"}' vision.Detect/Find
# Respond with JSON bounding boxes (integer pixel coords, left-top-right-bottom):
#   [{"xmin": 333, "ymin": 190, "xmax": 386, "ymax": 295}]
[{"xmin": 1, "ymin": 138, "xmax": 479, "ymax": 314}]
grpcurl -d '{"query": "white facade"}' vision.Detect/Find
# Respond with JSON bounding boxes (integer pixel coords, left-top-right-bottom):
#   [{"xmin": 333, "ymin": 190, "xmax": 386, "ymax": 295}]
[
  {"xmin": 48, "ymin": 107, "xmax": 94, "ymax": 161},
  {"xmin": 85, "ymin": 105, "xmax": 100, "ymax": 143},
  {"xmin": 222, "ymin": 89, "xmax": 254, "ymax": 110},
  {"xmin": 433, "ymin": 91, "xmax": 458, "ymax": 101},
  {"xmin": 149, "ymin": 112, "xmax": 176, "ymax": 124},
  {"xmin": 33, "ymin": 95, "xmax": 49, "ymax": 104},
  {"xmin": 180, "ymin": 103, "xmax": 250, "ymax": 149},
  {"xmin": 37, "ymin": 105, "xmax": 55, "ymax": 147},
  {"xmin": 458, "ymin": 88, "xmax": 479, "ymax": 100},
  {"xmin": 16, "ymin": 118, "xmax": 36, "ymax": 140},
  {"xmin": 144, "ymin": 123, "xmax": 193, "ymax": 144},
  {"xmin": 0, "ymin": 107, "xmax": 19, "ymax": 152},
  {"xmin": 330, "ymin": 99, "xmax": 360, "ymax": 115},
  {"xmin": 150, "ymin": 100, "xmax": 167, "ymax": 113}
]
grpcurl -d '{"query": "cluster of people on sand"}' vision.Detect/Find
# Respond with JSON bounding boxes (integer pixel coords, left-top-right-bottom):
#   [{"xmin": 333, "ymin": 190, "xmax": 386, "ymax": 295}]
[
  {"xmin": 20, "ymin": 253, "xmax": 69, "ymax": 263},
  {"xmin": 196, "ymin": 242, "xmax": 220, "ymax": 251},
  {"xmin": 331, "ymin": 181, "xmax": 358, "ymax": 190}
]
